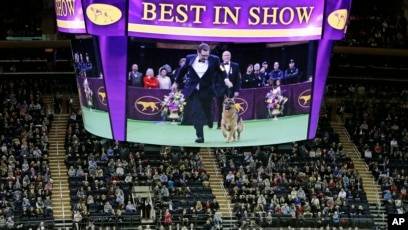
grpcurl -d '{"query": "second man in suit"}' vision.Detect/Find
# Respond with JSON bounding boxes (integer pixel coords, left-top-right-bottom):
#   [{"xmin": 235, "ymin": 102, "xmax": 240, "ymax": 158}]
[{"xmin": 215, "ymin": 51, "xmax": 241, "ymax": 129}]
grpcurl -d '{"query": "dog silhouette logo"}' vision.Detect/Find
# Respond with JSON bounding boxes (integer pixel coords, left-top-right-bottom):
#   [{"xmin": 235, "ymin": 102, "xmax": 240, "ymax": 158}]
[
  {"xmin": 327, "ymin": 9, "xmax": 348, "ymax": 30},
  {"xmin": 233, "ymin": 98, "xmax": 248, "ymax": 115},
  {"xmin": 86, "ymin": 4, "xmax": 122, "ymax": 26},
  {"xmin": 298, "ymin": 89, "xmax": 312, "ymax": 108},
  {"xmin": 97, "ymin": 87, "xmax": 107, "ymax": 105},
  {"xmin": 135, "ymin": 96, "xmax": 163, "ymax": 115}
]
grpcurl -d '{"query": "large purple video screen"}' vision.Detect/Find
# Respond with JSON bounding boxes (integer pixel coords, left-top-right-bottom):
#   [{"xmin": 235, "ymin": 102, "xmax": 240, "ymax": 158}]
[{"xmin": 59, "ymin": 0, "xmax": 352, "ymax": 146}]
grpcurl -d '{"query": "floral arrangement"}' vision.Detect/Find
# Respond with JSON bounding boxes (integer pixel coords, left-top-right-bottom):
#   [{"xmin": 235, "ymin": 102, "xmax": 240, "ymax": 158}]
[
  {"xmin": 161, "ymin": 91, "xmax": 186, "ymax": 121},
  {"xmin": 265, "ymin": 88, "xmax": 288, "ymax": 120}
]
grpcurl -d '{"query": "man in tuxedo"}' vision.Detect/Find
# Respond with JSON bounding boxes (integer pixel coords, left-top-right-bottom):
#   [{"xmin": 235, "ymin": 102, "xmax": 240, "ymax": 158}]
[
  {"xmin": 173, "ymin": 43, "xmax": 233, "ymax": 143},
  {"xmin": 215, "ymin": 50, "xmax": 241, "ymax": 129},
  {"xmin": 128, "ymin": 64, "xmax": 143, "ymax": 87}
]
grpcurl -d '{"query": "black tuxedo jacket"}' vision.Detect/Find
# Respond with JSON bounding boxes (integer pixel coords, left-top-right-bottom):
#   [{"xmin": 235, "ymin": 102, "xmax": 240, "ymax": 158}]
[
  {"xmin": 175, "ymin": 54, "xmax": 224, "ymax": 99},
  {"xmin": 215, "ymin": 61, "xmax": 241, "ymax": 97}
]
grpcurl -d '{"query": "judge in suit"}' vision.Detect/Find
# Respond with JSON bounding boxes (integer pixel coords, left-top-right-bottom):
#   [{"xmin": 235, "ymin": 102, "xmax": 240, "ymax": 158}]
[
  {"xmin": 128, "ymin": 64, "xmax": 143, "ymax": 87},
  {"xmin": 215, "ymin": 50, "xmax": 241, "ymax": 129},
  {"xmin": 173, "ymin": 43, "xmax": 233, "ymax": 143}
]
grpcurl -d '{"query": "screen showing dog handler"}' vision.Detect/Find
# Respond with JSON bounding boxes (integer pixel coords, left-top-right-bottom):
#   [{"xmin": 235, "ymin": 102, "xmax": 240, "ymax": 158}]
[
  {"xmin": 62, "ymin": 0, "xmax": 349, "ymax": 147},
  {"xmin": 125, "ymin": 40, "xmax": 315, "ymax": 147},
  {"xmin": 171, "ymin": 43, "xmax": 233, "ymax": 143},
  {"xmin": 74, "ymin": 38, "xmax": 317, "ymax": 147}
]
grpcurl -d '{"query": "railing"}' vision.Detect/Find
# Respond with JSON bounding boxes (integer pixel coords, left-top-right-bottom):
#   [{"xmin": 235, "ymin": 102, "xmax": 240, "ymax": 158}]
[{"xmin": 341, "ymin": 126, "xmax": 378, "ymax": 193}]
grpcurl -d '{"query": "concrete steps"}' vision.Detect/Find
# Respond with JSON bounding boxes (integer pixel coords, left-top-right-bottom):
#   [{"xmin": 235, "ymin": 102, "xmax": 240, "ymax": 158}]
[
  {"xmin": 43, "ymin": 95, "xmax": 73, "ymax": 222},
  {"xmin": 370, "ymin": 202, "xmax": 388, "ymax": 228},
  {"xmin": 200, "ymin": 148, "xmax": 234, "ymax": 220}
]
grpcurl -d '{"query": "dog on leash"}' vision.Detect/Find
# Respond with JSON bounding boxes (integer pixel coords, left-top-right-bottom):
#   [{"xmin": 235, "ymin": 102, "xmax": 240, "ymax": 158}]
[{"xmin": 221, "ymin": 98, "xmax": 244, "ymax": 143}]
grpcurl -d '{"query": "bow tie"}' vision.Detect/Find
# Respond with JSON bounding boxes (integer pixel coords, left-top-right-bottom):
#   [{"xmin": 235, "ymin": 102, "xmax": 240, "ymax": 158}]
[
  {"xmin": 223, "ymin": 62, "xmax": 229, "ymax": 65},
  {"xmin": 198, "ymin": 60, "xmax": 206, "ymax": 63}
]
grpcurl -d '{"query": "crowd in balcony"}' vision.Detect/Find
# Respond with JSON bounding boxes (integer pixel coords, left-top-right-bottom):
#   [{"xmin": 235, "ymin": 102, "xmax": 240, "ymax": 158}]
[
  {"xmin": 336, "ymin": 1, "xmax": 408, "ymax": 48},
  {"xmin": 0, "ymin": 1, "xmax": 44, "ymax": 41},
  {"xmin": 0, "ymin": 78, "xmax": 55, "ymax": 229},
  {"xmin": 335, "ymin": 82, "xmax": 408, "ymax": 217}
]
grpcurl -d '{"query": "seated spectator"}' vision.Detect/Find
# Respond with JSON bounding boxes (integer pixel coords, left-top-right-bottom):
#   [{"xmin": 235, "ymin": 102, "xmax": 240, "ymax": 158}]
[
  {"xmin": 6, "ymin": 217, "xmax": 14, "ymax": 229},
  {"xmin": 103, "ymin": 201, "xmax": 114, "ymax": 215},
  {"xmin": 44, "ymin": 196, "xmax": 53, "ymax": 216},
  {"xmin": 0, "ymin": 215, "xmax": 6, "ymax": 229},
  {"xmin": 195, "ymin": 201, "xmax": 203, "ymax": 213},
  {"xmin": 332, "ymin": 211, "xmax": 340, "ymax": 226},
  {"xmin": 213, "ymin": 210, "xmax": 223, "ymax": 228},
  {"xmin": 401, "ymin": 187, "xmax": 407, "ymax": 200},
  {"xmin": 125, "ymin": 201, "xmax": 136, "ymax": 212},
  {"xmin": 161, "ymin": 185, "xmax": 170, "ymax": 201},
  {"xmin": 35, "ymin": 197, "xmax": 45, "ymax": 215},
  {"xmin": 384, "ymin": 190, "xmax": 393, "ymax": 204},
  {"xmin": 73, "ymin": 210, "xmax": 82, "ymax": 230},
  {"xmin": 163, "ymin": 209, "xmax": 172, "ymax": 226},
  {"xmin": 338, "ymin": 188, "xmax": 347, "ymax": 199},
  {"xmin": 115, "ymin": 187, "xmax": 125, "ymax": 209}
]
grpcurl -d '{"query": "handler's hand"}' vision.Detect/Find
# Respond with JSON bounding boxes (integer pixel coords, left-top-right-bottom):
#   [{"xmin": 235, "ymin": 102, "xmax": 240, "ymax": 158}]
[{"xmin": 224, "ymin": 79, "xmax": 233, "ymax": 88}]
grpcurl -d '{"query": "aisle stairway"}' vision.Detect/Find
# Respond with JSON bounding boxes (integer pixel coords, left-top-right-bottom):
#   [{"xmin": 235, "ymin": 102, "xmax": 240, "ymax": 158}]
[
  {"xmin": 43, "ymin": 93, "xmax": 81, "ymax": 228},
  {"xmin": 200, "ymin": 148, "xmax": 236, "ymax": 228},
  {"xmin": 330, "ymin": 121, "xmax": 386, "ymax": 227},
  {"xmin": 42, "ymin": 95, "xmax": 72, "ymax": 224}
]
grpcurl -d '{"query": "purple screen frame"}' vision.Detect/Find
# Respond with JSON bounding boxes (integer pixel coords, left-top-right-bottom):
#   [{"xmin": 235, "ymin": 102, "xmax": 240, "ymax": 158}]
[{"xmin": 58, "ymin": 0, "xmax": 352, "ymax": 142}]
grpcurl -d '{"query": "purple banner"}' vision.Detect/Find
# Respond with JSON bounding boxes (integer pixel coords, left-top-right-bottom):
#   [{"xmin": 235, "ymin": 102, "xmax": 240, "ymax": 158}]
[
  {"xmin": 55, "ymin": 0, "xmax": 86, "ymax": 33},
  {"xmin": 55, "ymin": 0, "xmax": 352, "ymax": 42},
  {"xmin": 128, "ymin": 87, "xmax": 170, "ymax": 120},
  {"xmin": 76, "ymin": 77, "xmax": 109, "ymax": 112},
  {"xmin": 291, "ymin": 82, "xmax": 312, "ymax": 114},
  {"xmin": 308, "ymin": 39, "xmax": 334, "ymax": 139},
  {"xmin": 253, "ymin": 82, "xmax": 312, "ymax": 119},
  {"xmin": 100, "ymin": 36, "xmax": 128, "ymax": 141},
  {"xmin": 82, "ymin": 0, "xmax": 127, "ymax": 36},
  {"xmin": 87, "ymin": 78, "xmax": 108, "ymax": 111},
  {"xmin": 128, "ymin": 0, "xmax": 324, "ymax": 42},
  {"xmin": 127, "ymin": 82, "xmax": 311, "ymax": 122}
]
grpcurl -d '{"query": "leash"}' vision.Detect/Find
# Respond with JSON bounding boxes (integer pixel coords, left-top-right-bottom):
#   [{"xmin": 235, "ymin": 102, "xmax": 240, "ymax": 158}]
[{"xmin": 226, "ymin": 87, "xmax": 233, "ymax": 98}]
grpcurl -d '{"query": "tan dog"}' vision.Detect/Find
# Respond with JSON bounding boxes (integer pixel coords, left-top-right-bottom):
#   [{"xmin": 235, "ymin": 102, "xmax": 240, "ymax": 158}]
[{"xmin": 221, "ymin": 98, "xmax": 244, "ymax": 143}]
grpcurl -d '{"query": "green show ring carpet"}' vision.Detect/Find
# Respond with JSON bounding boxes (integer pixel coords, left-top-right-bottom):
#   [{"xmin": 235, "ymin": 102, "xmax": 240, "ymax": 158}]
[{"xmin": 82, "ymin": 106, "xmax": 308, "ymax": 147}]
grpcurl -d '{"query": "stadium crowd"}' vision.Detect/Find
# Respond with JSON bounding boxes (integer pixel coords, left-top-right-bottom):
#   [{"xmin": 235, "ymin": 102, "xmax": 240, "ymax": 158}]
[
  {"xmin": 214, "ymin": 114, "xmax": 376, "ymax": 229},
  {"xmin": 0, "ymin": 78, "xmax": 55, "ymax": 229},
  {"xmin": 65, "ymin": 111, "xmax": 226, "ymax": 229},
  {"xmin": 331, "ymin": 82, "xmax": 408, "ymax": 217},
  {"xmin": 4, "ymin": 76, "xmax": 408, "ymax": 230}
]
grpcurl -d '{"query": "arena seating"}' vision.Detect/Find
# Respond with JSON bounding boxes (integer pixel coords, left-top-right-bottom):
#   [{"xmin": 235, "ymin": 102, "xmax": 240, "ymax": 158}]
[{"xmin": 0, "ymin": 78, "xmax": 55, "ymax": 229}]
